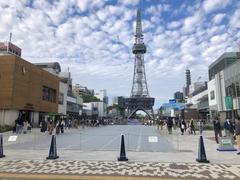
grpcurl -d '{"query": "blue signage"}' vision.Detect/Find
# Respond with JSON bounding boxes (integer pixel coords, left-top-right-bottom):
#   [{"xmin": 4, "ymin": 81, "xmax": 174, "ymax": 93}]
[{"xmin": 169, "ymin": 99, "xmax": 176, "ymax": 104}]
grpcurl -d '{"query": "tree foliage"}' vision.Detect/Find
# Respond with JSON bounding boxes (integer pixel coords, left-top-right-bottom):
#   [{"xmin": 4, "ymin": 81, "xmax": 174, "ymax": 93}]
[{"xmin": 82, "ymin": 94, "xmax": 100, "ymax": 103}]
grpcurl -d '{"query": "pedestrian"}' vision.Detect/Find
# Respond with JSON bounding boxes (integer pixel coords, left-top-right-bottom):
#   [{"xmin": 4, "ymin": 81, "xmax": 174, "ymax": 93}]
[
  {"xmin": 56, "ymin": 120, "xmax": 60, "ymax": 135},
  {"xmin": 190, "ymin": 118, "xmax": 196, "ymax": 135},
  {"xmin": 167, "ymin": 117, "xmax": 173, "ymax": 134},
  {"xmin": 213, "ymin": 117, "xmax": 222, "ymax": 144},
  {"xmin": 60, "ymin": 119, "xmax": 65, "ymax": 133},
  {"xmin": 48, "ymin": 120, "xmax": 54, "ymax": 135},
  {"xmin": 235, "ymin": 117, "xmax": 240, "ymax": 155},
  {"xmin": 172, "ymin": 118, "xmax": 176, "ymax": 130},
  {"xmin": 224, "ymin": 118, "xmax": 234, "ymax": 137},
  {"xmin": 160, "ymin": 119, "xmax": 164, "ymax": 130},
  {"xmin": 180, "ymin": 119, "xmax": 186, "ymax": 135}
]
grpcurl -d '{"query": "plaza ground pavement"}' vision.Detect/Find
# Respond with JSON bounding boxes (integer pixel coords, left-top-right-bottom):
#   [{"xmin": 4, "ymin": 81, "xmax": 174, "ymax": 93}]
[{"xmin": 0, "ymin": 125, "xmax": 239, "ymax": 179}]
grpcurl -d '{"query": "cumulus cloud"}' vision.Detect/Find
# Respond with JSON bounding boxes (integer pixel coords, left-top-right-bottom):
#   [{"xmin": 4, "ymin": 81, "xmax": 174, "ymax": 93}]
[
  {"xmin": 230, "ymin": 9, "xmax": 240, "ymax": 28},
  {"xmin": 203, "ymin": 0, "xmax": 231, "ymax": 13},
  {"xmin": 212, "ymin": 13, "xmax": 226, "ymax": 24}
]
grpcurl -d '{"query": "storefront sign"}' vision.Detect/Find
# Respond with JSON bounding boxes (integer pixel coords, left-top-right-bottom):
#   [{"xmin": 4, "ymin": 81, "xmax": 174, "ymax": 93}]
[{"xmin": 225, "ymin": 96, "xmax": 233, "ymax": 110}]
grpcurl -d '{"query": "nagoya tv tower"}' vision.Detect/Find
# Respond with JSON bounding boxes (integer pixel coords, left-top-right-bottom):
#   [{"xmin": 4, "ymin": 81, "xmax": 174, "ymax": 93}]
[{"xmin": 125, "ymin": 9, "xmax": 155, "ymax": 120}]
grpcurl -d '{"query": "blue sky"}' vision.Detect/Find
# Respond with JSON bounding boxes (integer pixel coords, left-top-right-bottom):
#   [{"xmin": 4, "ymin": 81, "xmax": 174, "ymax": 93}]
[{"xmin": 0, "ymin": 0, "xmax": 240, "ymax": 109}]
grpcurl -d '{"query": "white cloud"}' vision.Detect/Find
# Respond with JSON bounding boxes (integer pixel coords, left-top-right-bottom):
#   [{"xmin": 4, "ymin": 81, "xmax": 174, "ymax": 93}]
[
  {"xmin": 182, "ymin": 11, "xmax": 202, "ymax": 33},
  {"xmin": 167, "ymin": 20, "xmax": 182, "ymax": 29},
  {"xmin": 118, "ymin": 0, "xmax": 140, "ymax": 6},
  {"xmin": 212, "ymin": 13, "xmax": 226, "ymax": 24},
  {"xmin": 230, "ymin": 9, "xmax": 240, "ymax": 28},
  {"xmin": 203, "ymin": 0, "xmax": 231, "ymax": 13}
]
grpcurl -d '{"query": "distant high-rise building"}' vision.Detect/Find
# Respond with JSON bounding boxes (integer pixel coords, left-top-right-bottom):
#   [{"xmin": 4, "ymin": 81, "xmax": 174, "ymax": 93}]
[
  {"xmin": 185, "ymin": 69, "xmax": 191, "ymax": 96},
  {"xmin": 174, "ymin": 91, "xmax": 184, "ymax": 102}
]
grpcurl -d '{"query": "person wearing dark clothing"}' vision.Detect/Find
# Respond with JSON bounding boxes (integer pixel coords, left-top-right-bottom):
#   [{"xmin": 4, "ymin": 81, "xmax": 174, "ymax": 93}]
[
  {"xmin": 213, "ymin": 118, "xmax": 222, "ymax": 144},
  {"xmin": 180, "ymin": 120, "xmax": 186, "ymax": 135},
  {"xmin": 235, "ymin": 117, "xmax": 240, "ymax": 155},
  {"xmin": 224, "ymin": 118, "xmax": 234, "ymax": 137},
  {"xmin": 167, "ymin": 118, "xmax": 173, "ymax": 134},
  {"xmin": 40, "ymin": 120, "xmax": 47, "ymax": 132},
  {"xmin": 190, "ymin": 118, "xmax": 196, "ymax": 135}
]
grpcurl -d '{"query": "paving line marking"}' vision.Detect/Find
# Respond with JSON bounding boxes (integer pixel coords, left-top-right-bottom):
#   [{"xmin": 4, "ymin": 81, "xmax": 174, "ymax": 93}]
[
  {"xmin": 136, "ymin": 125, "xmax": 143, "ymax": 151},
  {"xmin": 98, "ymin": 126, "xmax": 133, "ymax": 151}
]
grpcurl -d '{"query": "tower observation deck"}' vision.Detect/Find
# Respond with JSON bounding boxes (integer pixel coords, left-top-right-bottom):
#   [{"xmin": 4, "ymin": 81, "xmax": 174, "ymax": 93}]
[{"xmin": 125, "ymin": 9, "xmax": 155, "ymax": 119}]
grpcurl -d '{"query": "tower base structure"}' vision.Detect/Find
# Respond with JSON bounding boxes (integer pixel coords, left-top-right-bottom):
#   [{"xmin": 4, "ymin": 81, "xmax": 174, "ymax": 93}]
[{"xmin": 125, "ymin": 97, "xmax": 155, "ymax": 120}]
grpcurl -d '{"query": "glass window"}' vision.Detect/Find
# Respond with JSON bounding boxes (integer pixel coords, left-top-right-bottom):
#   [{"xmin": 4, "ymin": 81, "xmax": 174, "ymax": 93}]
[
  {"xmin": 210, "ymin": 91, "xmax": 215, "ymax": 100},
  {"xmin": 58, "ymin": 93, "xmax": 64, "ymax": 105},
  {"xmin": 42, "ymin": 86, "xmax": 56, "ymax": 102}
]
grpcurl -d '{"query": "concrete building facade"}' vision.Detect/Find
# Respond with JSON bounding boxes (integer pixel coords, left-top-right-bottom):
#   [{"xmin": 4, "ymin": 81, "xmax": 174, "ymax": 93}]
[{"xmin": 0, "ymin": 55, "xmax": 59, "ymax": 126}]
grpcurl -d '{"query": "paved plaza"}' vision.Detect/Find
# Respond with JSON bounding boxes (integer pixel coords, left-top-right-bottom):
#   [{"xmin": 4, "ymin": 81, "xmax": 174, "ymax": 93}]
[
  {"xmin": 1, "ymin": 125, "xmax": 240, "ymax": 179},
  {"xmin": 0, "ymin": 160, "xmax": 239, "ymax": 180}
]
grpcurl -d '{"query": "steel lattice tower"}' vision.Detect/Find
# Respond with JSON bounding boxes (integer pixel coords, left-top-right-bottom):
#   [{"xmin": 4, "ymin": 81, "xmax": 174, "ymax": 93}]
[
  {"xmin": 131, "ymin": 9, "xmax": 149, "ymax": 97},
  {"xmin": 124, "ymin": 9, "xmax": 155, "ymax": 120}
]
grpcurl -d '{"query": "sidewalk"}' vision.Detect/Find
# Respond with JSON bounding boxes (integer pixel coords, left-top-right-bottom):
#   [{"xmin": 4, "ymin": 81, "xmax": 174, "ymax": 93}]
[
  {"xmin": 0, "ymin": 160, "xmax": 239, "ymax": 180},
  {"xmin": 1, "ymin": 127, "xmax": 239, "ymax": 164}
]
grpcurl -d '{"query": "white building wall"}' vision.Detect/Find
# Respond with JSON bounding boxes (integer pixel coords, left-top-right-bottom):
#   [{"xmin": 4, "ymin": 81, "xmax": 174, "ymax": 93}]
[
  {"xmin": 95, "ymin": 90, "xmax": 107, "ymax": 101},
  {"xmin": 58, "ymin": 82, "xmax": 68, "ymax": 115},
  {"xmin": 0, "ymin": 110, "xmax": 19, "ymax": 125},
  {"xmin": 92, "ymin": 102, "xmax": 107, "ymax": 117},
  {"xmin": 208, "ymin": 79, "xmax": 217, "ymax": 108},
  {"xmin": 83, "ymin": 103, "xmax": 93, "ymax": 116},
  {"xmin": 215, "ymin": 71, "xmax": 226, "ymax": 111}
]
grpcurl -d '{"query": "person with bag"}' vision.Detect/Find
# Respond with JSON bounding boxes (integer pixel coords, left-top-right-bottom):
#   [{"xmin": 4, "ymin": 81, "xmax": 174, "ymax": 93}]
[
  {"xmin": 235, "ymin": 117, "xmax": 240, "ymax": 155},
  {"xmin": 180, "ymin": 119, "xmax": 186, "ymax": 135}
]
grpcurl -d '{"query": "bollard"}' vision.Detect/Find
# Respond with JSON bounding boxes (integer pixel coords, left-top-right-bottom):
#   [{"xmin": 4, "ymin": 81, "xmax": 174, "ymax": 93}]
[
  {"xmin": 196, "ymin": 135, "xmax": 209, "ymax": 163},
  {"xmin": 118, "ymin": 134, "xmax": 128, "ymax": 161},
  {"xmin": 46, "ymin": 135, "xmax": 59, "ymax": 159},
  {"xmin": 0, "ymin": 134, "xmax": 5, "ymax": 158}
]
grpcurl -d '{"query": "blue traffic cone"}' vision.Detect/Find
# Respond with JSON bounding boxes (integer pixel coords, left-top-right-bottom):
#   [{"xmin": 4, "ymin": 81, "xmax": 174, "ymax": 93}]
[
  {"xmin": 196, "ymin": 135, "xmax": 209, "ymax": 163},
  {"xmin": 0, "ymin": 134, "xmax": 5, "ymax": 158},
  {"xmin": 118, "ymin": 134, "xmax": 128, "ymax": 161},
  {"xmin": 46, "ymin": 135, "xmax": 59, "ymax": 159}
]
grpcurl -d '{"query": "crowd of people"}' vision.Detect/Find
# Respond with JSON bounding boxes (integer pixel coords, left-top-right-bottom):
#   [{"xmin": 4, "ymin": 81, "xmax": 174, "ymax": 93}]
[
  {"xmin": 39, "ymin": 118, "xmax": 111, "ymax": 135},
  {"xmin": 157, "ymin": 117, "xmax": 204, "ymax": 135},
  {"xmin": 157, "ymin": 116, "xmax": 240, "ymax": 155}
]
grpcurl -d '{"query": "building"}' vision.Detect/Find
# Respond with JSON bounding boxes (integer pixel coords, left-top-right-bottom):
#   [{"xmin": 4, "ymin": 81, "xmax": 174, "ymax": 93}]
[
  {"xmin": 35, "ymin": 62, "xmax": 83, "ymax": 118},
  {"xmin": 174, "ymin": 91, "xmax": 184, "ymax": 103},
  {"xmin": 208, "ymin": 52, "xmax": 240, "ymax": 120},
  {"xmin": 95, "ymin": 90, "xmax": 108, "ymax": 104},
  {"xmin": 0, "ymin": 55, "xmax": 59, "ymax": 126},
  {"xmin": 0, "ymin": 41, "xmax": 21, "ymax": 57},
  {"xmin": 186, "ymin": 82, "xmax": 209, "ymax": 120},
  {"xmin": 159, "ymin": 103, "xmax": 185, "ymax": 117},
  {"xmin": 112, "ymin": 96, "xmax": 118, "ymax": 105},
  {"xmin": 73, "ymin": 84, "xmax": 94, "ymax": 97},
  {"xmin": 185, "ymin": 69, "xmax": 191, "ymax": 96}
]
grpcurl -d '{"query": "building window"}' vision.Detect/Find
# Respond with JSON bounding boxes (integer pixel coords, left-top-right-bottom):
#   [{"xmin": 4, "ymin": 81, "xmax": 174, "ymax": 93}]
[
  {"xmin": 210, "ymin": 91, "xmax": 215, "ymax": 100},
  {"xmin": 58, "ymin": 93, "xmax": 64, "ymax": 105},
  {"xmin": 42, "ymin": 86, "xmax": 56, "ymax": 102},
  {"xmin": 236, "ymin": 82, "xmax": 240, "ymax": 97}
]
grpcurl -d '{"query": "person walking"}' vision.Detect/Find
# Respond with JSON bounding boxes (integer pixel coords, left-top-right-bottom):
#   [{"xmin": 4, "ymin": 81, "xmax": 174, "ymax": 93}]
[
  {"xmin": 235, "ymin": 117, "xmax": 240, "ymax": 155},
  {"xmin": 190, "ymin": 118, "xmax": 196, "ymax": 135},
  {"xmin": 224, "ymin": 118, "xmax": 234, "ymax": 137},
  {"xmin": 180, "ymin": 119, "xmax": 186, "ymax": 135},
  {"xmin": 167, "ymin": 117, "xmax": 173, "ymax": 134},
  {"xmin": 213, "ymin": 117, "xmax": 222, "ymax": 144}
]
